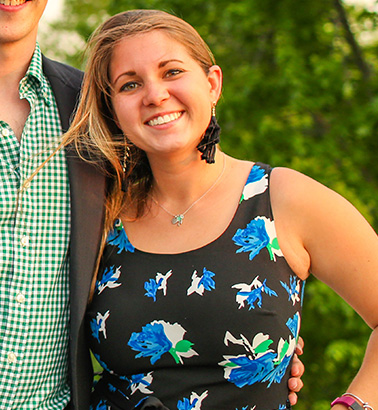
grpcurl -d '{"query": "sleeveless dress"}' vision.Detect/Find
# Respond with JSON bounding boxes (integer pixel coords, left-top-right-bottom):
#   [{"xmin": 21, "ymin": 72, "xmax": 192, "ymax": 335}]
[{"xmin": 86, "ymin": 163, "xmax": 305, "ymax": 410}]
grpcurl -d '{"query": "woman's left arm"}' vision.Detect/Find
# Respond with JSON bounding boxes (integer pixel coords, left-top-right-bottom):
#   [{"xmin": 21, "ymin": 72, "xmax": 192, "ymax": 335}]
[{"xmin": 271, "ymin": 167, "xmax": 378, "ymax": 409}]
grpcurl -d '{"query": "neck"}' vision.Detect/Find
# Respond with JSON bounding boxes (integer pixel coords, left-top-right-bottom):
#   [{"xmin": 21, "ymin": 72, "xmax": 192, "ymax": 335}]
[
  {"xmin": 150, "ymin": 150, "xmax": 226, "ymax": 209},
  {"xmin": 0, "ymin": 37, "xmax": 36, "ymax": 86},
  {"xmin": 0, "ymin": 38, "xmax": 36, "ymax": 141}
]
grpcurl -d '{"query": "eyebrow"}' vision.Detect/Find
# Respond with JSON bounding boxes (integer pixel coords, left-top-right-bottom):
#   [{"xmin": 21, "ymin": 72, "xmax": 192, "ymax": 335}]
[{"xmin": 112, "ymin": 59, "xmax": 185, "ymax": 85}]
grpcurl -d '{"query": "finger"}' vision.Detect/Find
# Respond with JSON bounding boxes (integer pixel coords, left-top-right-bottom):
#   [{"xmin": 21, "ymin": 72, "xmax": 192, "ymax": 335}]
[
  {"xmin": 295, "ymin": 336, "xmax": 304, "ymax": 355},
  {"xmin": 289, "ymin": 375, "xmax": 304, "ymax": 392},
  {"xmin": 288, "ymin": 391, "xmax": 298, "ymax": 406},
  {"xmin": 290, "ymin": 354, "xmax": 305, "ymax": 377}
]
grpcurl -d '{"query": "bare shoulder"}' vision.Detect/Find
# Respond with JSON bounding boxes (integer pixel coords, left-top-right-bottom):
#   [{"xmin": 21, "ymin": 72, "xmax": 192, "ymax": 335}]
[
  {"xmin": 270, "ymin": 166, "xmax": 371, "ymax": 228},
  {"xmin": 270, "ymin": 167, "xmax": 378, "ymax": 326}
]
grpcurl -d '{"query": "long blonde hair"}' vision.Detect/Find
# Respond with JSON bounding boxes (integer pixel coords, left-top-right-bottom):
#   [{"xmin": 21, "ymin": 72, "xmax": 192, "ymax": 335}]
[
  {"xmin": 58, "ymin": 9, "xmax": 218, "ymax": 298},
  {"xmin": 64, "ymin": 9, "xmax": 216, "ymax": 234}
]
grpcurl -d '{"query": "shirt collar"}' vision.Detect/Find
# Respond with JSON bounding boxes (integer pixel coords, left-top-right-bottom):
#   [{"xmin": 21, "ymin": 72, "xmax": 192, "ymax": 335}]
[{"xmin": 20, "ymin": 43, "xmax": 52, "ymax": 106}]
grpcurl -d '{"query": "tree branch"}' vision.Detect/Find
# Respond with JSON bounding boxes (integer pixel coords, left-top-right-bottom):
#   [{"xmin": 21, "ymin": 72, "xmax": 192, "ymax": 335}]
[{"xmin": 334, "ymin": 0, "xmax": 371, "ymax": 81}]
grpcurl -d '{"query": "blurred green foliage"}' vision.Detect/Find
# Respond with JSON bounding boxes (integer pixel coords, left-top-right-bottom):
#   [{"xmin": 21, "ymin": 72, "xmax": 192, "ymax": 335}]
[{"xmin": 40, "ymin": 1, "xmax": 378, "ymax": 408}]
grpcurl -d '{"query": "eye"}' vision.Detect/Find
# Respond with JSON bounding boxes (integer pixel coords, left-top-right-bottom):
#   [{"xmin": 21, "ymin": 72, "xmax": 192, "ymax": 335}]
[
  {"xmin": 165, "ymin": 68, "xmax": 184, "ymax": 78},
  {"xmin": 120, "ymin": 81, "xmax": 140, "ymax": 92}
]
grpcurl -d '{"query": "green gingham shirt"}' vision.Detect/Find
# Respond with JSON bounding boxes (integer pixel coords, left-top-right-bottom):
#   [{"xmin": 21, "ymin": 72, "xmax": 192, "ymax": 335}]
[{"xmin": 0, "ymin": 45, "xmax": 70, "ymax": 409}]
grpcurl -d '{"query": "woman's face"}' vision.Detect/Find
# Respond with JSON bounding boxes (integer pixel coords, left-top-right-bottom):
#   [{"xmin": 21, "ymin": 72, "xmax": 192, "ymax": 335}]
[{"xmin": 109, "ymin": 30, "xmax": 222, "ymax": 161}]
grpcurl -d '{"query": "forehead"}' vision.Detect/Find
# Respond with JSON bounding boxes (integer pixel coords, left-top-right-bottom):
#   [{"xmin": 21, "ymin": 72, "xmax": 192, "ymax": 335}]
[{"xmin": 110, "ymin": 30, "xmax": 193, "ymax": 69}]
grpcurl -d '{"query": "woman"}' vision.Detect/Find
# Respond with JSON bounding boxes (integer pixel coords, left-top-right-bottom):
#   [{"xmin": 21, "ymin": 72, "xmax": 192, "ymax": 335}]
[{"xmin": 65, "ymin": 9, "xmax": 378, "ymax": 410}]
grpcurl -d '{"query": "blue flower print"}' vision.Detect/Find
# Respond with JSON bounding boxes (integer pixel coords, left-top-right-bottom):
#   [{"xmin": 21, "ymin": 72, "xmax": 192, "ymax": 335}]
[
  {"xmin": 236, "ymin": 407, "xmax": 253, "ymax": 410},
  {"xmin": 280, "ymin": 275, "xmax": 301, "ymax": 305},
  {"xmin": 128, "ymin": 322, "xmax": 171, "ymax": 364},
  {"xmin": 96, "ymin": 265, "xmax": 122, "ymax": 295},
  {"xmin": 128, "ymin": 320, "xmax": 198, "ymax": 365},
  {"xmin": 187, "ymin": 268, "xmax": 215, "ymax": 296},
  {"xmin": 129, "ymin": 372, "xmax": 154, "ymax": 395},
  {"xmin": 220, "ymin": 325, "xmax": 300, "ymax": 389},
  {"xmin": 286, "ymin": 312, "xmax": 301, "ymax": 339},
  {"xmin": 240, "ymin": 165, "xmax": 268, "ymax": 203},
  {"xmin": 107, "ymin": 219, "xmax": 135, "ymax": 253},
  {"xmin": 233, "ymin": 217, "xmax": 283, "ymax": 262},
  {"xmin": 300, "ymin": 280, "xmax": 306, "ymax": 307},
  {"xmin": 108, "ymin": 383, "xmax": 116, "ymax": 393},
  {"xmin": 262, "ymin": 354, "xmax": 292, "ymax": 387},
  {"xmin": 144, "ymin": 279, "xmax": 161, "ymax": 301},
  {"xmin": 263, "ymin": 314, "xmax": 301, "ymax": 386},
  {"xmin": 232, "ymin": 276, "xmax": 278, "ymax": 309},
  {"xmin": 177, "ymin": 391, "xmax": 208, "ymax": 410},
  {"xmin": 220, "ymin": 332, "xmax": 276, "ymax": 388},
  {"xmin": 177, "ymin": 397, "xmax": 196, "ymax": 410},
  {"xmin": 90, "ymin": 400, "xmax": 108, "ymax": 410},
  {"xmin": 144, "ymin": 270, "xmax": 173, "ymax": 301},
  {"xmin": 222, "ymin": 352, "xmax": 277, "ymax": 388},
  {"xmin": 107, "ymin": 383, "xmax": 129, "ymax": 400},
  {"xmin": 90, "ymin": 310, "xmax": 110, "ymax": 343}
]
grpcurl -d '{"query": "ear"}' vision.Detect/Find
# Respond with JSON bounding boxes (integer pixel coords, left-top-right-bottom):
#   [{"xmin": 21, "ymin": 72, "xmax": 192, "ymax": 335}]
[{"xmin": 207, "ymin": 65, "xmax": 223, "ymax": 104}]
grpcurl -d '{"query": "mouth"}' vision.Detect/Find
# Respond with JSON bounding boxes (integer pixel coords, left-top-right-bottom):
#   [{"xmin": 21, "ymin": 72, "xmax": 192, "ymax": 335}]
[
  {"xmin": 146, "ymin": 111, "xmax": 183, "ymax": 127},
  {"xmin": 0, "ymin": 0, "xmax": 29, "ymax": 5}
]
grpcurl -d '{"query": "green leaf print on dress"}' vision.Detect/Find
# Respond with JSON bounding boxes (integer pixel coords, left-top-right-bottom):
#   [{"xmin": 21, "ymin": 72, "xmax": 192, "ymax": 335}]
[
  {"xmin": 233, "ymin": 216, "xmax": 283, "ymax": 262},
  {"xmin": 219, "ymin": 313, "xmax": 301, "ymax": 388},
  {"xmin": 128, "ymin": 320, "xmax": 198, "ymax": 365}
]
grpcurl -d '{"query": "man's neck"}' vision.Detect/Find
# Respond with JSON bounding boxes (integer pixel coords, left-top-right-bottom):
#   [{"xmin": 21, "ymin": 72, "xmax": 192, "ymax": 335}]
[
  {"xmin": 0, "ymin": 37, "xmax": 36, "ymax": 84},
  {"xmin": 0, "ymin": 38, "xmax": 36, "ymax": 141}
]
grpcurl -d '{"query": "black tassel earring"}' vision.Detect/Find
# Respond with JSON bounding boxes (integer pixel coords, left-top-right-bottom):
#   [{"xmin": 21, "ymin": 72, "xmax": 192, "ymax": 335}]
[
  {"xmin": 121, "ymin": 139, "xmax": 130, "ymax": 192},
  {"xmin": 196, "ymin": 102, "xmax": 221, "ymax": 164}
]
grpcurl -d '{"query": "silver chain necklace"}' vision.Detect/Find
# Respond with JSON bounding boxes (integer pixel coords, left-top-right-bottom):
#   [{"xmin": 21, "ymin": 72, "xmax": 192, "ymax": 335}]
[{"xmin": 151, "ymin": 156, "xmax": 226, "ymax": 227}]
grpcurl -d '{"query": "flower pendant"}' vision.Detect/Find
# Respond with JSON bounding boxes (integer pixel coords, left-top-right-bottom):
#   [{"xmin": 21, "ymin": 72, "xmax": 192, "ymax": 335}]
[{"xmin": 171, "ymin": 214, "xmax": 184, "ymax": 226}]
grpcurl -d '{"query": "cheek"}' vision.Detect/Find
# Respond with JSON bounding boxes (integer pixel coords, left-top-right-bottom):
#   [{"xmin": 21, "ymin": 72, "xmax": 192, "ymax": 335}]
[{"xmin": 112, "ymin": 101, "xmax": 132, "ymax": 131}]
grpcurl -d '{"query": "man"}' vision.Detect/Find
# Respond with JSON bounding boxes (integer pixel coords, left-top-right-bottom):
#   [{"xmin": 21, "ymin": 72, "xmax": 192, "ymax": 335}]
[
  {"xmin": 0, "ymin": 1, "xmax": 303, "ymax": 408},
  {"xmin": 0, "ymin": 0, "xmax": 105, "ymax": 408}
]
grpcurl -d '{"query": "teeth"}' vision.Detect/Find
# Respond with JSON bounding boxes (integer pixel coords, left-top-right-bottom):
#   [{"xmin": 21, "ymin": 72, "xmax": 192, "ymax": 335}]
[
  {"xmin": 148, "ymin": 112, "xmax": 182, "ymax": 126},
  {"xmin": 0, "ymin": 0, "xmax": 27, "ymax": 5}
]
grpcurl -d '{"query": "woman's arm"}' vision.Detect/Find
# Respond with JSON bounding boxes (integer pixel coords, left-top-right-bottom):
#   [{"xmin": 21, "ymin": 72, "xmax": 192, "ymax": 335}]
[{"xmin": 271, "ymin": 167, "xmax": 378, "ymax": 408}]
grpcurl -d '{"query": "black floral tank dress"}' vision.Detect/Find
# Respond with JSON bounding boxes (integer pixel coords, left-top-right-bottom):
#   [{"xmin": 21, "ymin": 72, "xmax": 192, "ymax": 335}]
[{"xmin": 86, "ymin": 163, "xmax": 305, "ymax": 410}]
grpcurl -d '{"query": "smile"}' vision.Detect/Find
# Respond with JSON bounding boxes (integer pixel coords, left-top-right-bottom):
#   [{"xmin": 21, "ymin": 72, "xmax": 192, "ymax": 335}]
[
  {"xmin": 0, "ymin": 0, "xmax": 28, "ymax": 5},
  {"xmin": 147, "ymin": 112, "xmax": 182, "ymax": 126}
]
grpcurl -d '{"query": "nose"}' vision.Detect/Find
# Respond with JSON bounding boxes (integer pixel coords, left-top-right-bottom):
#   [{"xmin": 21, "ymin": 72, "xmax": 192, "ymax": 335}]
[{"xmin": 142, "ymin": 80, "xmax": 170, "ymax": 106}]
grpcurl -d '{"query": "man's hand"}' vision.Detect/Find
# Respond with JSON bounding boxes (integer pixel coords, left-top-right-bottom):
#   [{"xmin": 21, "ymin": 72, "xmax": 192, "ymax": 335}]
[{"xmin": 288, "ymin": 336, "xmax": 305, "ymax": 406}]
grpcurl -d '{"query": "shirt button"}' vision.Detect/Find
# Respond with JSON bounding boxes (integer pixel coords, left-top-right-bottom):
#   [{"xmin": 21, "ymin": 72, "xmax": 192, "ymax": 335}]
[
  {"xmin": 2, "ymin": 128, "xmax": 10, "ymax": 137},
  {"xmin": 16, "ymin": 293, "xmax": 25, "ymax": 304},
  {"xmin": 20, "ymin": 235, "xmax": 29, "ymax": 247},
  {"xmin": 7, "ymin": 352, "xmax": 17, "ymax": 364}
]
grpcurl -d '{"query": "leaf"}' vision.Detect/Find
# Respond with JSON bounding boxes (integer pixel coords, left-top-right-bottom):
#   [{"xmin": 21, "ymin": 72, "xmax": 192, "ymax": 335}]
[
  {"xmin": 175, "ymin": 339, "xmax": 194, "ymax": 353},
  {"xmin": 254, "ymin": 339, "xmax": 273, "ymax": 354}
]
